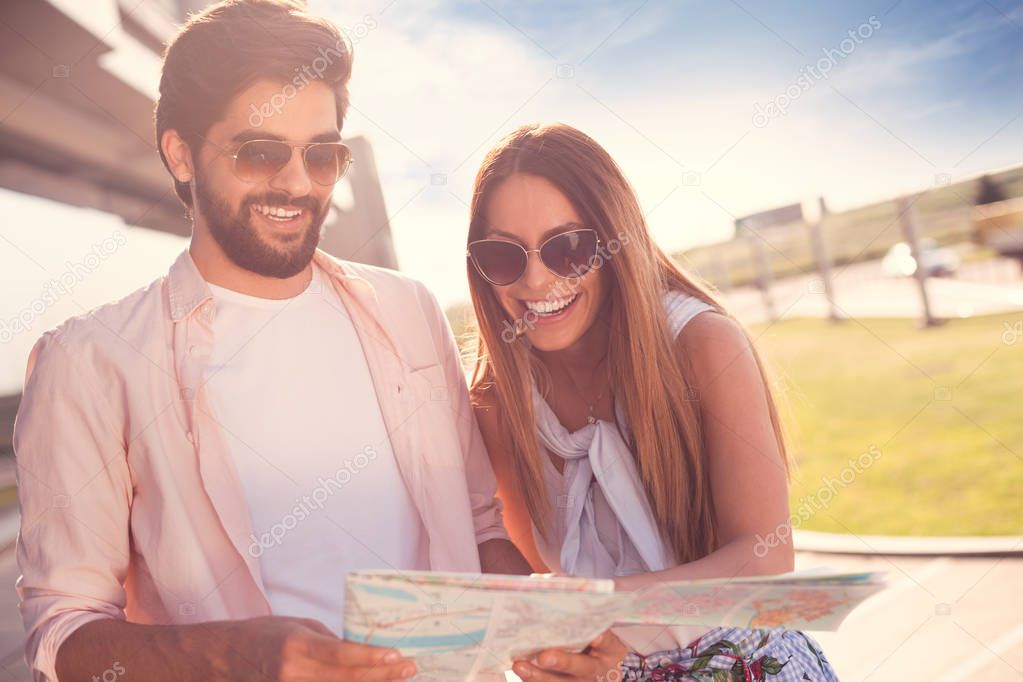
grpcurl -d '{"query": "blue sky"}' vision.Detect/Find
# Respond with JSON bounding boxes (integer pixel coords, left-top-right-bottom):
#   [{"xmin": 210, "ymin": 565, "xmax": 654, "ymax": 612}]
[
  {"xmin": 314, "ymin": 0, "xmax": 1023, "ymax": 303},
  {"xmin": 1, "ymin": 0, "xmax": 1022, "ymax": 392}
]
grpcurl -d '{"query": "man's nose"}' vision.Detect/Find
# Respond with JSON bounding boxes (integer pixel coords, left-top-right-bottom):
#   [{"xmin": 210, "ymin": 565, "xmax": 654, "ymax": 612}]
[{"xmin": 267, "ymin": 149, "xmax": 313, "ymax": 198}]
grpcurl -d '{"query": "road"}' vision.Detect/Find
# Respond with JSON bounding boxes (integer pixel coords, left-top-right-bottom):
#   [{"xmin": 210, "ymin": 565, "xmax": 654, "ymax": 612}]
[{"xmin": 721, "ymin": 256, "xmax": 1023, "ymax": 326}]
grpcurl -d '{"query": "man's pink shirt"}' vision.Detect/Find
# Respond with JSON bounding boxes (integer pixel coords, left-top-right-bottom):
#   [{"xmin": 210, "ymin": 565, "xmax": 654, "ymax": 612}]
[{"xmin": 13, "ymin": 249, "xmax": 508, "ymax": 681}]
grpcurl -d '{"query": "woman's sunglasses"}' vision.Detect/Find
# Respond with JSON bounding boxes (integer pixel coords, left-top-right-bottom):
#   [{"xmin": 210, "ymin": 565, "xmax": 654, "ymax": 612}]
[
  {"xmin": 227, "ymin": 139, "xmax": 353, "ymax": 186},
  {"xmin": 467, "ymin": 228, "xmax": 601, "ymax": 286}
]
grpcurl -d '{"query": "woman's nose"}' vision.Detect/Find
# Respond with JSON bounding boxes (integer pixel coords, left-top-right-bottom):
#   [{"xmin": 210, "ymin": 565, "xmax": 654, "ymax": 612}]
[{"xmin": 520, "ymin": 249, "xmax": 553, "ymax": 291}]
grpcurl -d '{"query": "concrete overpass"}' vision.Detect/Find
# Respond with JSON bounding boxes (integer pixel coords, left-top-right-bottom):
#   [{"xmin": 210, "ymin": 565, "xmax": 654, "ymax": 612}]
[{"xmin": 0, "ymin": 0, "xmax": 398, "ymax": 267}]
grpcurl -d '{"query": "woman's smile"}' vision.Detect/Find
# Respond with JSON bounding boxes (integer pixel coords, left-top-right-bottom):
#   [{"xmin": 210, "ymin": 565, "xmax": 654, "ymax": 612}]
[{"xmin": 519, "ymin": 292, "xmax": 582, "ymax": 325}]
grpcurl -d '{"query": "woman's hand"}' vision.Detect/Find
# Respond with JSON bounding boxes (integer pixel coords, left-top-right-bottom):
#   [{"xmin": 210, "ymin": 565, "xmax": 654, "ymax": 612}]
[
  {"xmin": 512, "ymin": 630, "xmax": 628, "ymax": 681},
  {"xmin": 612, "ymin": 574, "xmax": 644, "ymax": 592}
]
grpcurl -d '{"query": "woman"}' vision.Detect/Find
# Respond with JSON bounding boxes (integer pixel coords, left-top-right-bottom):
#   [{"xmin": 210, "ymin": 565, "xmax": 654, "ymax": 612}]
[{"xmin": 466, "ymin": 123, "xmax": 838, "ymax": 682}]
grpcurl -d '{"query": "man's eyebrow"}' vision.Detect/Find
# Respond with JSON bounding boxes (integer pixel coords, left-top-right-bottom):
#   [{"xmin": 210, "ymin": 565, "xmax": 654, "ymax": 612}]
[
  {"xmin": 229, "ymin": 129, "xmax": 342, "ymax": 144},
  {"xmin": 486, "ymin": 222, "xmax": 586, "ymax": 243},
  {"xmin": 309, "ymin": 131, "xmax": 342, "ymax": 143}
]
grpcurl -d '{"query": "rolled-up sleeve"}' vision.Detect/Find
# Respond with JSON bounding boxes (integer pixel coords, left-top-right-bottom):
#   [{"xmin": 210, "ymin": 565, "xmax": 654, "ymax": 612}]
[
  {"xmin": 13, "ymin": 330, "xmax": 131, "ymax": 682},
  {"xmin": 417, "ymin": 283, "xmax": 510, "ymax": 546}
]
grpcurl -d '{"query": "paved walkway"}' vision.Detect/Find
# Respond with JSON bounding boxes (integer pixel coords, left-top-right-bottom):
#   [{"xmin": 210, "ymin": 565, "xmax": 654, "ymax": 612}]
[{"xmin": 796, "ymin": 550, "xmax": 1023, "ymax": 681}]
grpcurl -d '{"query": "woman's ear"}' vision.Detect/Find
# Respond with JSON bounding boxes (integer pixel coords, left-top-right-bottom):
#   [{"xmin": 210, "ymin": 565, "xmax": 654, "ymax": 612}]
[{"xmin": 161, "ymin": 129, "xmax": 194, "ymax": 183}]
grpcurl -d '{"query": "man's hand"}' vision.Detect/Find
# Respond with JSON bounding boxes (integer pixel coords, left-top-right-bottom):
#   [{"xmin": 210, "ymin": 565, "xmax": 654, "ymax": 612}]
[
  {"xmin": 198, "ymin": 616, "xmax": 417, "ymax": 681},
  {"xmin": 56, "ymin": 615, "xmax": 417, "ymax": 682},
  {"xmin": 511, "ymin": 630, "xmax": 628, "ymax": 682}
]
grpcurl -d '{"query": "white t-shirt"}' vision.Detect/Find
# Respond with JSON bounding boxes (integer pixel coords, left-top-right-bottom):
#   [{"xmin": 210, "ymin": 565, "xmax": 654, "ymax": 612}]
[{"xmin": 202, "ymin": 263, "xmax": 429, "ymax": 635}]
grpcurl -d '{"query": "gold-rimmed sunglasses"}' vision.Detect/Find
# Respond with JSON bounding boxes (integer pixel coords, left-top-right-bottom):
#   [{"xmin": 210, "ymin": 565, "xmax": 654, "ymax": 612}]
[
  {"xmin": 467, "ymin": 228, "xmax": 601, "ymax": 286},
  {"xmin": 204, "ymin": 136, "xmax": 353, "ymax": 186}
]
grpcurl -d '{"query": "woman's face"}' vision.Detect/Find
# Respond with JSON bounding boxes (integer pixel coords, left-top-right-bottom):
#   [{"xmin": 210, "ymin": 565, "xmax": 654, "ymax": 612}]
[{"xmin": 481, "ymin": 173, "xmax": 610, "ymax": 353}]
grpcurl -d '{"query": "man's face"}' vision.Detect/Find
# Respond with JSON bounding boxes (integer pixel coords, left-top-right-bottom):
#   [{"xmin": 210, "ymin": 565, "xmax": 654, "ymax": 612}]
[{"xmin": 193, "ymin": 79, "xmax": 340, "ymax": 279}]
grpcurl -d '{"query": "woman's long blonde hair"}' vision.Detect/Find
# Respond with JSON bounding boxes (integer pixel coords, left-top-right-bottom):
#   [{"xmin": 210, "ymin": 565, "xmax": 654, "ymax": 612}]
[{"xmin": 468, "ymin": 123, "xmax": 787, "ymax": 565}]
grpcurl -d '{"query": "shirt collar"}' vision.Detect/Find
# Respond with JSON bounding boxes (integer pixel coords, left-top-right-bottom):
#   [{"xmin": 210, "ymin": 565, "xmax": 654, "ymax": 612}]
[
  {"xmin": 311, "ymin": 249, "xmax": 378, "ymax": 302},
  {"xmin": 167, "ymin": 249, "xmax": 212, "ymax": 322},
  {"xmin": 166, "ymin": 248, "xmax": 379, "ymax": 323}
]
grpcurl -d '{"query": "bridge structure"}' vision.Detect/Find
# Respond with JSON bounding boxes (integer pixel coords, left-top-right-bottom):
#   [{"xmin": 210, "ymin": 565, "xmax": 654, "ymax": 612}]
[{"xmin": 0, "ymin": 0, "xmax": 400, "ymax": 450}]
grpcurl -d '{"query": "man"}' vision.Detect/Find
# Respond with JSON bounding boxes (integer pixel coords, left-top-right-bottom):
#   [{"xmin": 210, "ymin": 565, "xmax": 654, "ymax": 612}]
[{"xmin": 13, "ymin": 1, "xmax": 529, "ymax": 680}]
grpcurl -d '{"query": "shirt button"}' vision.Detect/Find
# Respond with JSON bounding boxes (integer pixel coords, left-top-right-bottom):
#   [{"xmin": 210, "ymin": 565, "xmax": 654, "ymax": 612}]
[
  {"xmin": 186, "ymin": 431, "xmax": 195, "ymax": 444},
  {"xmin": 188, "ymin": 345, "xmax": 199, "ymax": 357}
]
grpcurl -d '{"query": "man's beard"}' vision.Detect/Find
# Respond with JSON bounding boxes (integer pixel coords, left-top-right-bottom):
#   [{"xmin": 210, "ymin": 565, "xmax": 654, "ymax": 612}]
[{"xmin": 194, "ymin": 171, "xmax": 329, "ymax": 279}]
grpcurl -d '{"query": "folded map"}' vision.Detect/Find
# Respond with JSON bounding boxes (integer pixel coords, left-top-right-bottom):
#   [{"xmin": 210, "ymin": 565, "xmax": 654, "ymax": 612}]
[{"xmin": 343, "ymin": 569, "xmax": 885, "ymax": 681}]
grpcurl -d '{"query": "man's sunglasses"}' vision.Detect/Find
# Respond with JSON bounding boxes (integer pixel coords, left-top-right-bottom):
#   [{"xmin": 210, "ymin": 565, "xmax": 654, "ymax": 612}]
[
  {"xmin": 226, "ymin": 139, "xmax": 353, "ymax": 186},
  {"xmin": 467, "ymin": 228, "xmax": 601, "ymax": 286}
]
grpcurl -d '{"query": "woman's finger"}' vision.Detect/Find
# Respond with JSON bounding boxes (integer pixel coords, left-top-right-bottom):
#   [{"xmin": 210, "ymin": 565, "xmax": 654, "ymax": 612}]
[
  {"xmin": 511, "ymin": 660, "xmax": 571, "ymax": 681},
  {"xmin": 536, "ymin": 649, "xmax": 599, "ymax": 678},
  {"xmin": 513, "ymin": 649, "xmax": 603, "ymax": 681}
]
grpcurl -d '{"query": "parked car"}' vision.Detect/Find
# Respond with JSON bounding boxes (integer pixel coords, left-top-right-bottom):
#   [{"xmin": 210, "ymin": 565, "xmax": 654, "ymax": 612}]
[
  {"xmin": 882, "ymin": 239, "xmax": 960, "ymax": 278},
  {"xmin": 973, "ymin": 196, "xmax": 1023, "ymax": 266}
]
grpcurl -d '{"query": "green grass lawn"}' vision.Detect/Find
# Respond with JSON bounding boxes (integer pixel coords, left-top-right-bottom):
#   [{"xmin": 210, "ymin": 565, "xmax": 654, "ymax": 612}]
[{"xmin": 753, "ymin": 312, "xmax": 1023, "ymax": 536}]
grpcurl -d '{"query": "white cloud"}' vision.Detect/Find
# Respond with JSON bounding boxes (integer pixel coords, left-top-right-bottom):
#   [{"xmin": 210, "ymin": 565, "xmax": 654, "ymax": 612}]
[
  {"xmin": 318, "ymin": 3, "xmax": 980, "ymax": 304},
  {"xmin": 830, "ymin": 11, "xmax": 990, "ymax": 95}
]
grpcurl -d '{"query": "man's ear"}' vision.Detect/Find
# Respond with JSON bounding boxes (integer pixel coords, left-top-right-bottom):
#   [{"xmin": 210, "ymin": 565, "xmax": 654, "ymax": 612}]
[{"xmin": 161, "ymin": 128, "xmax": 195, "ymax": 183}]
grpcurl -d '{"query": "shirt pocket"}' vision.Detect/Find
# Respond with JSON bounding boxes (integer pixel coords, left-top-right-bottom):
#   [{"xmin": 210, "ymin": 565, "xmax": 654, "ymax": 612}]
[
  {"xmin": 406, "ymin": 363, "xmax": 449, "ymax": 406},
  {"xmin": 403, "ymin": 363, "xmax": 465, "ymax": 476}
]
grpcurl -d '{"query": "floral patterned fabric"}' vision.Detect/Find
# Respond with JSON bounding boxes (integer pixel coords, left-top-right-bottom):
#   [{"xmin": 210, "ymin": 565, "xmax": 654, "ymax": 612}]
[{"xmin": 620, "ymin": 627, "xmax": 839, "ymax": 682}]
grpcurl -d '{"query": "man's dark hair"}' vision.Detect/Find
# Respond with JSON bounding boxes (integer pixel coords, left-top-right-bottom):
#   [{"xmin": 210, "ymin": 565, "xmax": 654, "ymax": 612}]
[{"xmin": 154, "ymin": 0, "xmax": 352, "ymax": 209}]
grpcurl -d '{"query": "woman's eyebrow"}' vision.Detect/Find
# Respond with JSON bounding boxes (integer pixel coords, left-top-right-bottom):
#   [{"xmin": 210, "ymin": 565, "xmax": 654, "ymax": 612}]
[{"xmin": 485, "ymin": 222, "xmax": 586, "ymax": 241}]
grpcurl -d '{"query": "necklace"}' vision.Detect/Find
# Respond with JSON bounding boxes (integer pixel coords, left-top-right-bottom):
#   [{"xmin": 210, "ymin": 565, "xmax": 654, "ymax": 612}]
[{"xmin": 558, "ymin": 352, "xmax": 610, "ymax": 425}]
